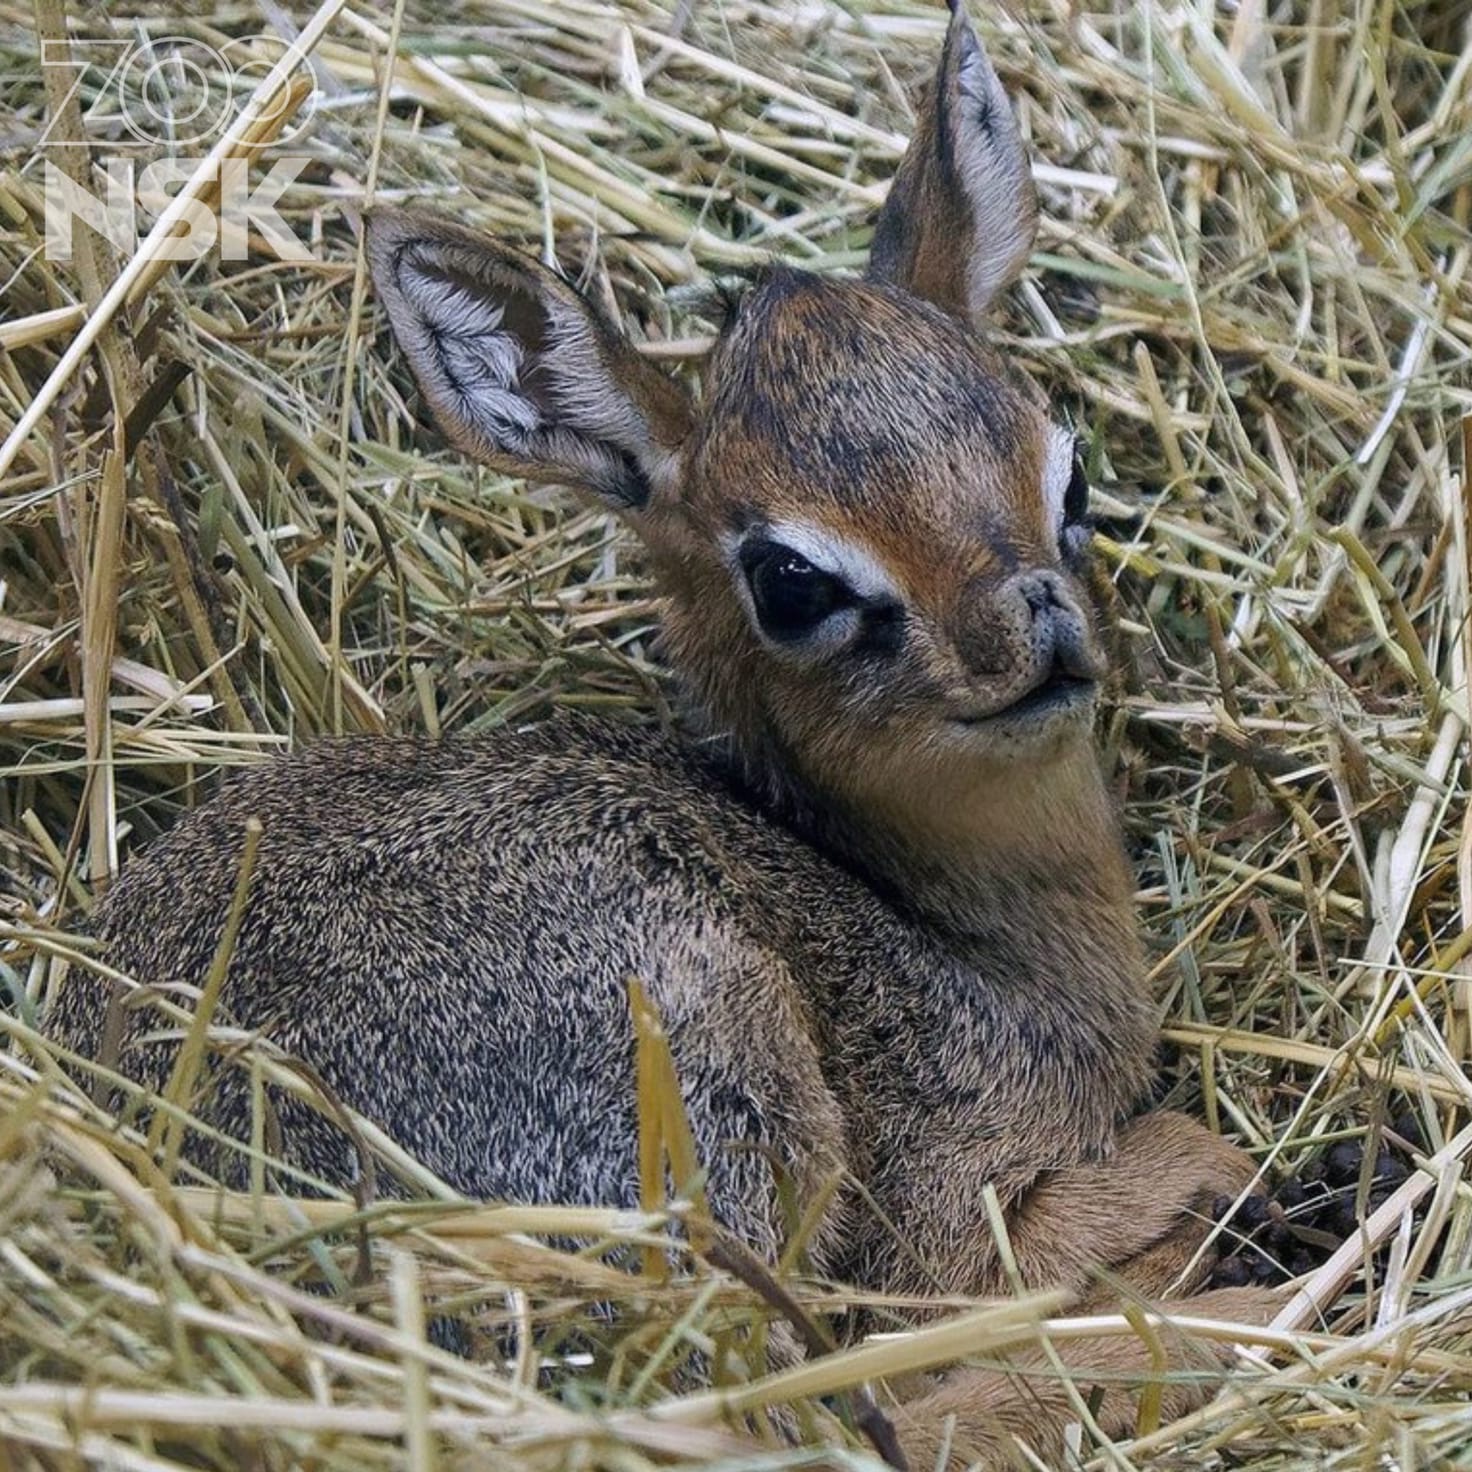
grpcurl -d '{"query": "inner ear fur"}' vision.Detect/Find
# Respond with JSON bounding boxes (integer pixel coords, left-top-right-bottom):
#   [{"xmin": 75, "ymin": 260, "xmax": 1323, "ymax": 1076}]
[
  {"xmin": 869, "ymin": 0, "xmax": 1039, "ymax": 323},
  {"xmin": 364, "ymin": 208, "xmax": 693, "ymax": 507}
]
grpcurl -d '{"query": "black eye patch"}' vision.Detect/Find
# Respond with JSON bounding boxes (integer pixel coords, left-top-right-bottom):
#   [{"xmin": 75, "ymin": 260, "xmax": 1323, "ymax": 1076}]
[{"xmin": 738, "ymin": 540, "xmax": 852, "ymax": 643}]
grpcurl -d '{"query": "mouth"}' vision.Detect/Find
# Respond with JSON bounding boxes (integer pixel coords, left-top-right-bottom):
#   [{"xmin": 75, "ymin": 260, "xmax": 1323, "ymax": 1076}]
[{"xmin": 951, "ymin": 672, "xmax": 1098, "ymax": 727}]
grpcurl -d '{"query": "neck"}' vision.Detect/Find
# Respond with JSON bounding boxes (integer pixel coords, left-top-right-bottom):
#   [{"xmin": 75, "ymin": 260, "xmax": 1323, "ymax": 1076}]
[
  {"xmin": 721, "ymin": 723, "xmax": 1135, "ymax": 935},
  {"xmin": 837, "ymin": 740, "xmax": 1133, "ymax": 925},
  {"xmin": 710, "ymin": 718, "xmax": 1156, "ymax": 1102},
  {"xmin": 821, "ymin": 735, "xmax": 1155, "ymax": 1105}
]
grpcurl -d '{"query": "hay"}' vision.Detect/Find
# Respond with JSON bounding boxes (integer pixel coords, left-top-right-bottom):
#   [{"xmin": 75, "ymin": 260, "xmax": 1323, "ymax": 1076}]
[{"xmin": 2, "ymin": 0, "xmax": 1471, "ymax": 1465}]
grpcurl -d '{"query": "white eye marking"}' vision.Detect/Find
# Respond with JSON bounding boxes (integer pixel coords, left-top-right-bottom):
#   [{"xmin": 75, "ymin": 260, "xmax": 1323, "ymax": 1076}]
[
  {"xmin": 1042, "ymin": 422, "xmax": 1075, "ymax": 529},
  {"xmin": 754, "ymin": 521, "xmax": 901, "ymax": 603}
]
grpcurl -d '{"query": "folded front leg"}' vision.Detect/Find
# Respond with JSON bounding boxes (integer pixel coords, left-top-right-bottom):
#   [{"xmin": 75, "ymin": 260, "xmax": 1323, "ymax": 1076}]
[
  {"xmin": 1008, "ymin": 1111, "xmax": 1260, "ymax": 1298},
  {"xmin": 882, "ymin": 1113, "xmax": 1271, "ymax": 1468},
  {"xmin": 894, "ymin": 1283, "xmax": 1282, "ymax": 1469}
]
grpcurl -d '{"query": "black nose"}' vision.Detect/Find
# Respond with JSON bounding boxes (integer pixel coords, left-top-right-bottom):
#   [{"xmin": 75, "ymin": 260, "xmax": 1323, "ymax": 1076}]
[
  {"xmin": 1015, "ymin": 572, "xmax": 1096, "ymax": 680},
  {"xmin": 1016, "ymin": 571, "xmax": 1066, "ymax": 615}
]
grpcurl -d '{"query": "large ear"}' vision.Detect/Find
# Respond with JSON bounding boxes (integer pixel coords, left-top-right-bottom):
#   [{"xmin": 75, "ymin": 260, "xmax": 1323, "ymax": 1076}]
[
  {"xmin": 364, "ymin": 209, "xmax": 694, "ymax": 507},
  {"xmin": 868, "ymin": 0, "xmax": 1038, "ymax": 322}
]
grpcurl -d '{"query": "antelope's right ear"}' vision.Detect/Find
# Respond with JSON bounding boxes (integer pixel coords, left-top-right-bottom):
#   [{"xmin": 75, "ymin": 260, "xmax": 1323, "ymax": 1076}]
[
  {"xmin": 868, "ymin": 0, "xmax": 1038, "ymax": 323},
  {"xmin": 364, "ymin": 209, "xmax": 694, "ymax": 508}
]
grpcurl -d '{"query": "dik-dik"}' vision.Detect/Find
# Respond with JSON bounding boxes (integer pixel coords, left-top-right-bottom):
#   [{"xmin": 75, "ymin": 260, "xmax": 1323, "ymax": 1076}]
[{"xmin": 51, "ymin": 4, "xmax": 1278, "ymax": 1463}]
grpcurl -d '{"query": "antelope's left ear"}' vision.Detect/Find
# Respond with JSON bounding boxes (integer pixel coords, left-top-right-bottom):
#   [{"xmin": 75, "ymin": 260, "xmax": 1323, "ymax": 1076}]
[{"xmin": 868, "ymin": 0, "xmax": 1038, "ymax": 323}]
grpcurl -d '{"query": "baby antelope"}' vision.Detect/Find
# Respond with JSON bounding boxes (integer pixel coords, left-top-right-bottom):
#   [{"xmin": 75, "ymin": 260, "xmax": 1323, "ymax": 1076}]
[{"xmin": 51, "ymin": 3, "xmax": 1277, "ymax": 1463}]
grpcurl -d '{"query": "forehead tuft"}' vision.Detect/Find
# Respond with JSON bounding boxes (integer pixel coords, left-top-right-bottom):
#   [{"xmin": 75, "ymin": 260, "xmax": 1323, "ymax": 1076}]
[{"xmin": 697, "ymin": 271, "xmax": 1038, "ymax": 508}]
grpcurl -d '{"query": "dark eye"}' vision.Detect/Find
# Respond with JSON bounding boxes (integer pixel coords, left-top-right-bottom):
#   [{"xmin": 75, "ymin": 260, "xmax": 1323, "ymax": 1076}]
[
  {"xmin": 1064, "ymin": 451, "xmax": 1090, "ymax": 525},
  {"xmin": 740, "ymin": 542, "xmax": 848, "ymax": 642}
]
